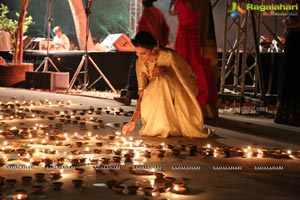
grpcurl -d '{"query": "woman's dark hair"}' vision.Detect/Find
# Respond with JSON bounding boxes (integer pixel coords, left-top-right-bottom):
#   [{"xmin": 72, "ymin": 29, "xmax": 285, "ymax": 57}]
[
  {"xmin": 142, "ymin": 0, "xmax": 157, "ymax": 8},
  {"xmin": 131, "ymin": 31, "xmax": 157, "ymax": 50}
]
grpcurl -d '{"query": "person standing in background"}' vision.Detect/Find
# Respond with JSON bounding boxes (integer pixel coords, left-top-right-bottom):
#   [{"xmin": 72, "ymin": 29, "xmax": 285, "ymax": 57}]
[
  {"xmin": 0, "ymin": 29, "xmax": 12, "ymax": 51},
  {"xmin": 169, "ymin": 0, "xmax": 219, "ymax": 120},
  {"xmin": 53, "ymin": 26, "xmax": 70, "ymax": 51},
  {"xmin": 114, "ymin": 0, "xmax": 170, "ymax": 105},
  {"xmin": 274, "ymin": 0, "xmax": 300, "ymax": 127}
]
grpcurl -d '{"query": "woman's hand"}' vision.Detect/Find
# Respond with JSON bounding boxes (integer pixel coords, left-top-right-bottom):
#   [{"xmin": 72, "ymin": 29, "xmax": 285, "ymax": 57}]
[
  {"xmin": 122, "ymin": 121, "xmax": 136, "ymax": 135},
  {"xmin": 152, "ymin": 66, "xmax": 168, "ymax": 78}
]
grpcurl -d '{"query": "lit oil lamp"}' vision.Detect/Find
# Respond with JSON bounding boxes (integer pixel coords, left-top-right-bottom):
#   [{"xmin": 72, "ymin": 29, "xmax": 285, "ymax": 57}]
[
  {"xmin": 243, "ymin": 146, "xmax": 253, "ymax": 158},
  {"xmin": 50, "ymin": 171, "xmax": 61, "ymax": 180},
  {"xmin": 13, "ymin": 193, "xmax": 28, "ymax": 200},
  {"xmin": 171, "ymin": 184, "xmax": 187, "ymax": 194}
]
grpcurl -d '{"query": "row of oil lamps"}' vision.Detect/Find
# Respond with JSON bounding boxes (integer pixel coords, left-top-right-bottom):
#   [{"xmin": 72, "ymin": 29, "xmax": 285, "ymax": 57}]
[{"xmin": 0, "ymin": 167, "xmax": 188, "ymax": 200}]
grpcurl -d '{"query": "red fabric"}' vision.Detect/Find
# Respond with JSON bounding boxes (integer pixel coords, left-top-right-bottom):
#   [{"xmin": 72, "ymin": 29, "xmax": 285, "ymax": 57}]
[
  {"xmin": 174, "ymin": 0, "xmax": 218, "ymax": 105},
  {"xmin": 138, "ymin": 6, "xmax": 170, "ymax": 46}
]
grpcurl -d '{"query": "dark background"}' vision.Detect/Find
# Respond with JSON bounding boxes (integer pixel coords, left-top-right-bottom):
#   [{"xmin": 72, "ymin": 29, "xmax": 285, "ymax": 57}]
[{"xmin": 0, "ymin": 0, "xmax": 286, "ymax": 50}]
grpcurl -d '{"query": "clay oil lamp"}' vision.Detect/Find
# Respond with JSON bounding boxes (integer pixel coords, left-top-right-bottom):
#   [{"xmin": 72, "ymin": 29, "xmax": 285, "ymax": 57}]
[
  {"xmin": 112, "ymin": 156, "xmax": 121, "ymax": 163},
  {"xmin": 31, "ymin": 185, "xmax": 44, "ymax": 194},
  {"xmin": 91, "ymin": 148, "xmax": 101, "ymax": 154},
  {"xmin": 74, "ymin": 115, "xmax": 81, "ymax": 120},
  {"xmin": 50, "ymin": 171, "xmax": 61, "ymax": 180},
  {"xmin": 51, "ymin": 181, "xmax": 63, "ymax": 191},
  {"xmin": 106, "ymin": 179, "xmax": 117, "ymax": 188},
  {"xmin": 154, "ymin": 172, "xmax": 164, "ymax": 181},
  {"xmin": 189, "ymin": 145, "xmax": 198, "ymax": 156},
  {"xmin": 70, "ymin": 158, "xmax": 79, "ymax": 166},
  {"xmin": 34, "ymin": 173, "xmax": 45, "ymax": 182},
  {"xmin": 112, "ymin": 185, "xmax": 125, "ymax": 193},
  {"xmin": 48, "ymin": 116, "xmax": 55, "ymax": 120},
  {"xmin": 55, "ymin": 141, "xmax": 63, "ymax": 146},
  {"xmin": 74, "ymin": 167, "xmax": 85, "ymax": 176},
  {"xmin": 20, "ymin": 131, "xmax": 32, "ymax": 139},
  {"xmin": 143, "ymin": 150, "xmax": 152, "ymax": 158},
  {"xmin": 92, "ymin": 124, "xmax": 98, "ymax": 129},
  {"xmin": 124, "ymin": 156, "xmax": 133, "ymax": 163},
  {"xmin": 101, "ymin": 157, "xmax": 110, "ymax": 165},
  {"xmin": 10, "ymin": 127, "xmax": 19, "ymax": 135},
  {"xmin": 4, "ymin": 132, "xmax": 14, "ymax": 139},
  {"xmin": 157, "ymin": 150, "xmax": 165, "ymax": 158},
  {"xmin": 128, "ymin": 166, "xmax": 135, "ymax": 174},
  {"xmin": 76, "ymin": 141, "xmax": 83, "ymax": 147},
  {"xmin": 72, "ymin": 179, "xmax": 83, "ymax": 188},
  {"xmin": 96, "ymin": 135, "xmax": 103, "ymax": 140},
  {"xmin": 95, "ymin": 142, "xmax": 103, "ymax": 147},
  {"xmin": 6, "ymin": 179, "xmax": 17, "ymax": 187},
  {"xmin": 127, "ymin": 185, "xmax": 139, "ymax": 195},
  {"xmin": 143, "ymin": 187, "xmax": 154, "ymax": 196},
  {"xmin": 84, "ymin": 147, "xmax": 90, "ymax": 154},
  {"xmin": 93, "ymin": 165, "xmax": 105, "ymax": 174},
  {"xmin": 83, "ymin": 133, "xmax": 91, "ymax": 140},
  {"xmin": 43, "ymin": 158, "xmax": 53, "ymax": 167},
  {"xmin": 21, "ymin": 176, "xmax": 33, "ymax": 185},
  {"xmin": 79, "ymin": 121, "xmax": 86, "ymax": 126},
  {"xmin": 114, "ymin": 148, "xmax": 122, "ymax": 155},
  {"xmin": 108, "ymin": 135, "xmax": 115, "ymax": 140},
  {"xmin": 164, "ymin": 176, "xmax": 176, "ymax": 188},
  {"xmin": 12, "ymin": 193, "xmax": 28, "ymax": 200},
  {"xmin": 171, "ymin": 181, "xmax": 187, "ymax": 194},
  {"xmin": 105, "ymin": 149, "xmax": 113, "ymax": 155},
  {"xmin": 31, "ymin": 159, "xmax": 41, "ymax": 166},
  {"xmin": 0, "ymin": 158, "xmax": 6, "ymax": 167}
]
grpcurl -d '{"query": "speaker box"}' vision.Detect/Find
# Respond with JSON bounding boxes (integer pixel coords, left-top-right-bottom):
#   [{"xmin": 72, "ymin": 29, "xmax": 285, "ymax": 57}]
[
  {"xmin": 100, "ymin": 34, "xmax": 134, "ymax": 52},
  {"xmin": 25, "ymin": 71, "xmax": 69, "ymax": 92}
]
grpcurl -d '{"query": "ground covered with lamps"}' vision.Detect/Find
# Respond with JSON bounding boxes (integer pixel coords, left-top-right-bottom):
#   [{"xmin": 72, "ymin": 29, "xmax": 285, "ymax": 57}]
[{"xmin": 0, "ymin": 87, "xmax": 299, "ymax": 200}]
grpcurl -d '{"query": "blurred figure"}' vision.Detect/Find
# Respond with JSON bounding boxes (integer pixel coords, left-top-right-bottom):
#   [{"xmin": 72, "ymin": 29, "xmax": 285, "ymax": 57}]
[
  {"xmin": 275, "ymin": 0, "xmax": 300, "ymax": 127},
  {"xmin": 0, "ymin": 29, "xmax": 12, "ymax": 51},
  {"xmin": 259, "ymin": 35, "xmax": 272, "ymax": 52},
  {"xmin": 114, "ymin": 0, "xmax": 170, "ymax": 105},
  {"xmin": 53, "ymin": 26, "xmax": 70, "ymax": 51},
  {"xmin": 169, "ymin": 0, "xmax": 219, "ymax": 119}
]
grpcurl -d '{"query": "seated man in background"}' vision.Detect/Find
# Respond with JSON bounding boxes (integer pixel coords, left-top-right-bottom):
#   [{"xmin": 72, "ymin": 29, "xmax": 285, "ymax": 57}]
[{"xmin": 53, "ymin": 26, "xmax": 70, "ymax": 51}]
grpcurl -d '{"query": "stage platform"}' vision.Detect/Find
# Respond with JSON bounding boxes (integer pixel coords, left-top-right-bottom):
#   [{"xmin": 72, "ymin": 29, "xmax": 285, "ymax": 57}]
[
  {"xmin": 0, "ymin": 50, "xmax": 283, "ymax": 108},
  {"xmin": 0, "ymin": 50, "xmax": 135, "ymax": 90},
  {"xmin": 0, "ymin": 50, "xmax": 282, "ymax": 94}
]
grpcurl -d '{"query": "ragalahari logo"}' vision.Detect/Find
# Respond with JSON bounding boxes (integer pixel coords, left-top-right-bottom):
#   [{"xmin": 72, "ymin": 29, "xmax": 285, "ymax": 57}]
[{"xmin": 230, "ymin": 2, "xmax": 247, "ymax": 18}]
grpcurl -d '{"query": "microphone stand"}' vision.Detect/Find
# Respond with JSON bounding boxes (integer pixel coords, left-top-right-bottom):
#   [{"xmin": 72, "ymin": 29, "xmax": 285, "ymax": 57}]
[
  {"xmin": 35, "ymin": 0, "xmax": 59, "ymax": 72},
  {"xmin": 67, "ymin": 0, "xmax": 116, "ymax": 93}
]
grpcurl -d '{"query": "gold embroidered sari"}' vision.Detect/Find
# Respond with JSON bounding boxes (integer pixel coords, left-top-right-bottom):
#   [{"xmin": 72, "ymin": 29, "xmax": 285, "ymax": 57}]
[{"xmin": 136, "ymin": 48, "xmax": 208, "ymax": 138}]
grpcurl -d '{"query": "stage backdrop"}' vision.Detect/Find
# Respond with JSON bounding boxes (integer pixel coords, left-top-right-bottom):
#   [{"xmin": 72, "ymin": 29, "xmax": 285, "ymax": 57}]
[{"xmin": 1, "ymin": 0, "xmax": 286, "ymax": 51}]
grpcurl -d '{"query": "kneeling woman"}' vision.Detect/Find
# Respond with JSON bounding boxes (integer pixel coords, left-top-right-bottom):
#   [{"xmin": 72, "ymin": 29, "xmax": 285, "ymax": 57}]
[{"xmin": 122, "ymin": 31, "xmax": 213, "ymax": 138}]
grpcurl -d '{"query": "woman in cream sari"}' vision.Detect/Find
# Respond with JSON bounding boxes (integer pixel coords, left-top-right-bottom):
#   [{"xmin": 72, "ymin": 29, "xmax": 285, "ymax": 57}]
[{"xmin": 122, "ymin": 31, "xmax": 213, "ymax": 138}]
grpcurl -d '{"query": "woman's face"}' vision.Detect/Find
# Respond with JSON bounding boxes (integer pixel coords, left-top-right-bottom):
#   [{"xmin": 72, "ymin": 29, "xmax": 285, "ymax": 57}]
[{"xmin": 135, "ymin": 46, "xmax": 154, "ymax": 62}]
